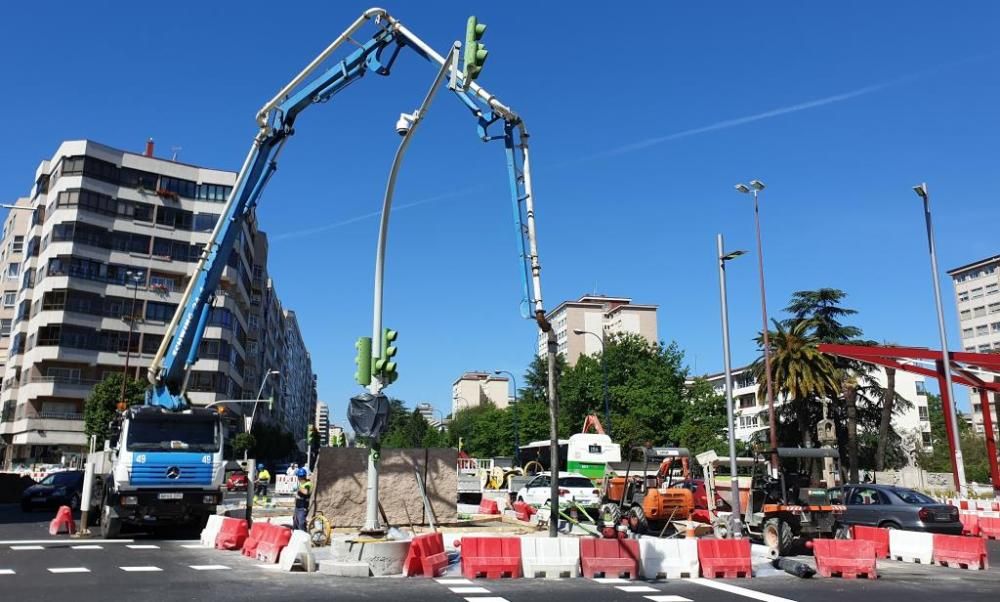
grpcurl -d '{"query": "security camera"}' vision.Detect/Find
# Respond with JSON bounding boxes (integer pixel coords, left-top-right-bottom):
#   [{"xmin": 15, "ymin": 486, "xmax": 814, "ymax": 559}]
[{"xmin": 395, "ymin": 112, "xmax": 416, "ymax": 136}]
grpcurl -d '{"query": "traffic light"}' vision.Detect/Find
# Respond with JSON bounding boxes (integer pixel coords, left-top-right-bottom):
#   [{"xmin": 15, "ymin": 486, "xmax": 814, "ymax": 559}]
[
  {"xmin": 307, "ymin": 424, "xmax": 315, "ymax": 444},
  {"xmin": 377, "ymin": 328, "xmax": 398, "ymax": 385},
  {"xmin": 463, "ymin": 16, "xmax": 487, "ymax": 82},
  {"xmin": 354, "ymin": 336, "xmax": 372, "ymax": 386}
]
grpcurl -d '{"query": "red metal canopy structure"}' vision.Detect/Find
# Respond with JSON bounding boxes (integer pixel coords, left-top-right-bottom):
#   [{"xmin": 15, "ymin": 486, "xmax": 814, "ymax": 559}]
[{"xmin": 818, "ymin": 343, "xmax": 1000, "ymax": 493}]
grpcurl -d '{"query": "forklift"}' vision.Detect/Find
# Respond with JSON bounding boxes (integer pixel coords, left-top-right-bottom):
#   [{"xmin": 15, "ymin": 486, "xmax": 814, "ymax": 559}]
[
  {"xmin": 600, "ymin": 446, "xmax": 695, "ymax": 535},
  {"xmin": 743, "ymin": 447, "xmax": 844, "ymax": 556}
]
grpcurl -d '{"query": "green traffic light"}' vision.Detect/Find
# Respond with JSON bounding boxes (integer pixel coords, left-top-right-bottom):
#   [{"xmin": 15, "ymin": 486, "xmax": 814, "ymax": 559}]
[
  {"xmin": 354, "ymin": 336, "xmax": 372, "ymax": 385},
  {"xmin": 464, "ymin": 16, "xmax": 488, "ymax": 82}
]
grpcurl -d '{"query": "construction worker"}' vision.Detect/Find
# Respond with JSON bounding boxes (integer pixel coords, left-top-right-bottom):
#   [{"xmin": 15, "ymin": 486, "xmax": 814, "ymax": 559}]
[
  {"xmin": 255, "ymin": 464, "xmax": 271, "ymax": 498},
  {"xmin": 293, "ymin": 467, "xmax": 312, "ymax": 531}
]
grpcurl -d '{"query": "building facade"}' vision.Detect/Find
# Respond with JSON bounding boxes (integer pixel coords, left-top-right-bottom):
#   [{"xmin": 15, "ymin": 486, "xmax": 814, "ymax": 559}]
[
  {"xmin": 948, "ymin": 254, "xmax": 1000, "ymax": 436},
  {"xmin": 315, "ymin": 401, "xmax": 330, "ymax": 447},
  {"xmin": 0, "ymin": 139, "xmax": 314, "ymax": 467},
  {"xmin": 537, "ymin": 294, "xmax": 658, "ymax": 365},
  {"xmin": 0, "ymin": 198, "xmax": 31, "ymax": 382},
  {"xmin": 698, "ymin": 365, "xmax": 931, "ymax": 456},
  {"xmin": 451, "ymin": 372, "xmax": 510, "ymax": 415}
]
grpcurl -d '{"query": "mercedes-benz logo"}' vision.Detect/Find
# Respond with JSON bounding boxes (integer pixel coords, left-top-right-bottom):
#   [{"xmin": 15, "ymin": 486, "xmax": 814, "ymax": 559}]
[{"xmin": 166, "ymin": 466, "xmax": 181, "ymax": 479}]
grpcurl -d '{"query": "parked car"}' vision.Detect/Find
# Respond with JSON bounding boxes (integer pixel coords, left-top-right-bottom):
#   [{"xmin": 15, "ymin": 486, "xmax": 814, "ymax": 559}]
[
  {"xmin": 225, "ymin": 470, "xmax": 249, "ymax": 492},
  {"xmin": 830, "ymin": 483, "xmax": 962, "ymax": 534},
  {"xmin": 21, "ymin": 470, "xmax": 85, "ymax": 512},
  {"xmin": 516, "ymin": 471, "xmax": 601, "ymax": 508}
]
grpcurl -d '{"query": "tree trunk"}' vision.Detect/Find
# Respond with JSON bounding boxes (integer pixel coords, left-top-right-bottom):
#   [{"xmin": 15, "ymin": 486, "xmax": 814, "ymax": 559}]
[
  {"xmin": 875, "ymin": 367, "xmax": 896, "ymax": 472},
  {"xmin": 845, "ymin": 382, "xmax": 859, "ymax": 484}
]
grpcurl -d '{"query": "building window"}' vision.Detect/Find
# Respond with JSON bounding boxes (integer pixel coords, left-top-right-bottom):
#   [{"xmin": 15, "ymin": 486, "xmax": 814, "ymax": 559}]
[
  {"xmin": 6, "ymin": 262, "xmax": 19, "ymax": 280},
  {"xmin": 988, "ymin": 283, "xmax": 999, "ymax": 296},
  {"xmin": 962, "ymin": 327, "xmax": 974, "ymax": 339},
  {"xmin": 959, "ymin": 291, "xmax": 970, "ymax": 303},
  {"xmin": 193, "ymin": 213, "xmax": 218, "ymax": 232},
  {"xmin": 918, "ymin": 406, "xmax": 929, "ymax": 421},
  {"xmin": 971, "ymin": 287, "xmax": 984, "ymax": 299},
  {"xmin": 150, "ymin": 275, "xmax": 175, "ymax": 292},
  {"xmin": 960, "ymin": 310, "xmax": 972, "ymax": 320},
  {"xmin": 11, "ymin": 236, "xmax": 23, "ymax": 254},
  {"xmin": 145, "ymin": 301, "xmax": 177, "ymax": 322},
  {"xmin": 915, "ymin": 381, "xmax": 926, "ymax": 395},
  {"xmin": 979, "ymin": 344, "xmax": 992, "ymax": 352},
  {"xmin": 974, "ymin": 306, "xmax": 987, "ymax": 318},
  {"xmin": 922, "ymin": 431, "xmax": 932, "ymax": 445},
  {"xmin": 976, "ymin": 325, "xmax": 989, "ymax": 337},
  {"xmin": 159, "ymin": 176, "xmax": 197, "ymax": 199},
  {"xmin": 0, "ymin": 318, "xmax": 10, "ymax": 337},
  {"xmin": 2, "ymin": 292, "xmax": 15, "ymax": 307}
]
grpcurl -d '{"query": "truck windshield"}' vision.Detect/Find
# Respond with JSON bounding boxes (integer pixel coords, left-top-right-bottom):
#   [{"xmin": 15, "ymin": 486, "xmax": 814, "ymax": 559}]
[{"xmin": 126, "ymin": 419, "xmax": 218, "ymax": 452}]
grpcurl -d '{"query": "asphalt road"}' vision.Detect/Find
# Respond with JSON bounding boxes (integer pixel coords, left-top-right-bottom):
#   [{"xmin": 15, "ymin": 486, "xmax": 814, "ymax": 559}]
[{"xmin": 1, "ymin": 504, "xmax": 999, "ymax": 602}]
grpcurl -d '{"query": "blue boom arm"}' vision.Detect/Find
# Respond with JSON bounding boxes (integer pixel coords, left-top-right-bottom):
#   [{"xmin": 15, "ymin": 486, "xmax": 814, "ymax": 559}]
[{"xmin": 147, "ymin": 9, "xmax": 547, "ymax": 410}]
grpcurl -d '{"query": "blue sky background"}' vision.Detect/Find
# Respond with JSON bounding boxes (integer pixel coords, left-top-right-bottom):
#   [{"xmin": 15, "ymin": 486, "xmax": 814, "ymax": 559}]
[{"xmin": 2, "ymin": 2, "xmax": 999, "ymax": 423}]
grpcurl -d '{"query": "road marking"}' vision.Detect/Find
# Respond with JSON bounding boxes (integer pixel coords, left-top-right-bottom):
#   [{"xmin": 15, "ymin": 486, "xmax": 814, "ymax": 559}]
[
  {"xmin": 0, "ymin": 539, "xmax": 134, "ymax": 545},
  {"xmin": 10, "ymin": 545, "xmax": 44, "ymax": 550},
  {"xmin": 450, "ymin": 587, "xmax": 491, "ymax": 594},
  {"xmin": 180, "ymin": 544, "xmax": 207, "ymax": 549},
  {"xmin": 120, "ymin": 566, "xmax": 163, "ymax": 572},
  {"xmin": 126, "ymin": 544, "xmax": 160, "ymax": 549},
  {"xmin": 189, "ymin": 565, "xmax": 231, "ymax": 571},
  {"xmin": 688, "ymin": 578, "xmax": 798, "ymax": 602},
  {"xmin": 436, "ymin": 578, "xmax": 473, "ymax": 585},
  {"xmin": 593, "ymin": 577, "xmax": 630, "ymax": 584},
  {"xmin": 616, "ymin": 586, "xmax": 660, "ymax": 593},
  {"xmin": 463, "ymin": 598, "xmax": 509, "ymax": 602},
  {"xmin": 0, "ymin": 569, "xmax": 15, "ymax": 575},
  {"xmin": 48, "ymin": 567, "xmax": 91, "ymax": 573},
  {"xmin": 71, "ymin": 545, "xmax": 103, "ymax": 550},
  {"xmin": 645, "ymin": 597, "xmax": 693, "ymax": 602}
]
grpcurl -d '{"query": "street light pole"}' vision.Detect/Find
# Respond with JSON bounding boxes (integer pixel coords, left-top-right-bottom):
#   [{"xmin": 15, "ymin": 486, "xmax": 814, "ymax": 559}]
[
  {"xmin": 914, "ymin": 183, "xmax": 967, "ymax": 496},
  {"xmin": 572, "ymin": 329, "xmax": 610, "ymax": 437},
  {"xmin": 494, "ymin": 370, "xmax": 520, "ymax": 466},
  {"xmin": 736, "ymin": 180, "xmax": 778, "ymax": 470},
  {"xmin": 717, "ymin": 234, "xmax": 745, "ymax": 537},
  {"xmin": 245, "ymin": 369, "xmax": 280, "ymax": 461},
  {"xmin": 119, "ymin": 270, "xmax": 144, "ymax": 407}
]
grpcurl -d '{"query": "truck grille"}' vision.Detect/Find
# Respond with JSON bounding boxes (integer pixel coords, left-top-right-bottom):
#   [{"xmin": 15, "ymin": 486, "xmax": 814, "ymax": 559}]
[{"xmin": 130, "ymin": 462, "xmax": 214, "ymax": 487}]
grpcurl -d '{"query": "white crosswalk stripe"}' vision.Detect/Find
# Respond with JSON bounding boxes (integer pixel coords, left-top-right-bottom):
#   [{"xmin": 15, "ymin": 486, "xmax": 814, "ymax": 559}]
[
  {"xmin": 616, "ymin": 585, "xmax": 660, "ymax": 593},
  {"xmin": 125, "ymin": 544, "xmax": 160, "ymax": 550},
  {"xmin": 10, "ymin": 545, "xmax": 43, "ymax": 550},
  {"xmin": 120, "ymin": 566, "xmax": 163, "ymax": 572},
  {"xmin": 592, "ymin": 577, "xmax": 630, "ymax": 584},
  {"xmin": 189, "ymin": 565, "xmax": 231, "ymax": 571},
  {"xmin": 71, "ymin": 545, "xmax": 103, "ymax": 550},
  {"xmin": 449, "ymin": 587, "xmax": 491, "ymax": 594},
  {"xmin": 48, "ymin": 567, "xmax": 90, "ymax": 574},
  {"xmin": 462, "ymin": 598, "xmax": 509, "ymax": 602},
  {"xmin": 645, "ymin": 597, "xmax": 693, "ymax": 602},
  {"xmin": 436, "ymin": 578, "xmax": 473, "ymax": 585},
  {"xmin": 0, "ymin": 569, "xmax": 15, "ymax": 575}
]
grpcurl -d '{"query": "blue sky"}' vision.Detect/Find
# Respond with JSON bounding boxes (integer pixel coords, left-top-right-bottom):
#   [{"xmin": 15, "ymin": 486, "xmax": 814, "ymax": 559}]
[{"xmin": 2, "ymin": 2, "xmax": 999, "ymax": 422}]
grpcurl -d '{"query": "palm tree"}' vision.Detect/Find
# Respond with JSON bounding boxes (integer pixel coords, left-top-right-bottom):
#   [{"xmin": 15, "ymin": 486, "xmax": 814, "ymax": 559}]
[{"xmin": 753, "ymin": 318, "xmax": 840, "ymax": 449}]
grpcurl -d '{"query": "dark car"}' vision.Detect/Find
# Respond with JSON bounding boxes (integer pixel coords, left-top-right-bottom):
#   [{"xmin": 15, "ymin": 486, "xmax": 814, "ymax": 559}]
[
  {"xmin": 831, "ymin": 483, "xmax": 962, "ymax": 534},
  {"xmin": 21, "ymin": 470, "xmax": 84, "ymax": 512}
]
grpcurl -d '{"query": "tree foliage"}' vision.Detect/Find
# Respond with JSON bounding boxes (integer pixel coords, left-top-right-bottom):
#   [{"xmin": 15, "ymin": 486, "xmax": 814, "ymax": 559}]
[
  {"xmin": 381, "ymin": 401, "xmax": 448, "ymax": 449},
  {"xmin": 915, "ymin": 394, "xmax": 991, "ymax": 483},
  {"xmin": 83, "ymin": 373, "xmax": 146, "ymax": 444}
]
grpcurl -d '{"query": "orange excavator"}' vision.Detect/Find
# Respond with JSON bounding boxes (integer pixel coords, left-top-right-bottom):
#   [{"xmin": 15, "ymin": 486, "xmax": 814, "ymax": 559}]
[{"xmin": 600, "ymin": 446, "xmax": 695, "ymax": 535}]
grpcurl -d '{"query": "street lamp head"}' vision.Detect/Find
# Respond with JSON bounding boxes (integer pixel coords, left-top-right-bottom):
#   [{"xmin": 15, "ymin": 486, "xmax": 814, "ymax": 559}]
[
  {"xmin": 749, "ymin": 179, "xmax": 765, "ymax": 191},
  {"xmin": 734, "ymin": 183, "xmax": 751, "ymax": 194},
  {"xmin": 913, "ymin": 183, "xmax": 928, "ymax": 200},
  {"xmin": 572, "ymin": 329, "xmax": 585, "ymax": 335},
  {"xmin": 268, "ymin": 370, "xmax": 281, "ymax": 377},
  {"xmin": 722, "ymin": 250, "xmax": 746, "ymax": 261}
]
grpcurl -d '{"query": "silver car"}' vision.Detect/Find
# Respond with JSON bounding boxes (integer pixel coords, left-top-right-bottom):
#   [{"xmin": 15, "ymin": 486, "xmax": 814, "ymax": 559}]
[{"xmin": 830, "ymin": 484, "xmax": 961, "ymax": 534}]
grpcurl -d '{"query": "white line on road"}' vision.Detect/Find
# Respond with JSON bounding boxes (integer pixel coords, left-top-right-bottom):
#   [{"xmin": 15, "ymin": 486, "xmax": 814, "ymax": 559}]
[
  {"xmin": 0, "ymin": 569, "xmax": 15, "ymax": 575},
  {"xmin": 463, "ymin": 598, "xmax": 509, "ymax": 602},
  {"xmin": 616, "ymin": 586, "xmax": 660, "ymax": 593},
  {"xmin": 125, "ymin": 544, "xmax": 160, "ymax": 549},
  {"xmin": 189, "ymin": 565, "xmax": 231, "ymax": 571},
  {"xmin": 645, "ymin": 597, "xmax": 693, "ymax": 602},
  {"xmin": 180, "ymin": 544, "xmax": 207, "ymax": 549},
  {"xmin": 120, "ymin": 566, "xmax": 163, "ymax": 572},
  {"xmin": 450, "ymin": 587, "xmax": 491, "ymax": 594},
  {"xmin": 10, "ymin": 545, "xmax": 44, "ymax": 550},
  {"xmin": 592, "ymin": 577, "xmax": 630, "ymax": 584},
  {"xmin": 0, "ymin": 539, "xmax": 134, "ymax": 545},
  {"xmin": 71, "ymin": 545, "xmax": 103, "ymax": 550},
  {"xmin": 688, "ymin": 578, "xmax": 799, "ymax": 602},
  {"xmin": 436, "ymin": 578, "xmax": 473, "ymax": 585},
  {"xmin": 48, "ymin": 567, "xmax": 90, "ymax": 574}
]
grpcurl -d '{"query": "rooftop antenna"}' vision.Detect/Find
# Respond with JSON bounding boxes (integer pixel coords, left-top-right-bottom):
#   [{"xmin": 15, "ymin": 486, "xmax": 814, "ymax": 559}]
[{"xmin": 171, "ymin": 146, "xmax": 182, "ymax": 161}]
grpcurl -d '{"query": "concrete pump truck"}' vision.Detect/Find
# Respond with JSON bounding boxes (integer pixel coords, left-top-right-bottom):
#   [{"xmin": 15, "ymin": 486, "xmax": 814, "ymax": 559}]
[{"xmin": 97, "ymin": 7, "xmax": 550, "ymax": 538}]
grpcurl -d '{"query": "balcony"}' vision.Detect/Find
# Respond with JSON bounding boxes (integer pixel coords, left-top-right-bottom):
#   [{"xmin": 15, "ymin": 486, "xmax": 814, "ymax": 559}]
[
  {"xmin": 0, "ymin": 406, "xmax": 85, "ymax": 437},
  {"xmin": 17, "ymin": 375, "xmax": 103, "ymax": 401}
]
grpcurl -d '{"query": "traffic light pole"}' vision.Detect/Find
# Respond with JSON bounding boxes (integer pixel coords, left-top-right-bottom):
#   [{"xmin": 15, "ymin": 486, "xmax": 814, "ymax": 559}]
[{"xmin": 361, "ymin": 42, "xmax": 459, "ymax": 536}]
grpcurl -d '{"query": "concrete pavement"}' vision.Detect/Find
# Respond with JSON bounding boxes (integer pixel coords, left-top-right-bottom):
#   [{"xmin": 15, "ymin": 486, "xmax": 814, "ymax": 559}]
[{"xmin": 2, "ymin": 503, "xmax": 999, "ymax": 601}]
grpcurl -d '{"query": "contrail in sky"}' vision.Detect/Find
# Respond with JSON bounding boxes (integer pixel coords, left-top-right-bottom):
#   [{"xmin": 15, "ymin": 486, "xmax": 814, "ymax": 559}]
[{"xmin": 272, "ymin": 54, "xmax": 989, "ymax": 241}]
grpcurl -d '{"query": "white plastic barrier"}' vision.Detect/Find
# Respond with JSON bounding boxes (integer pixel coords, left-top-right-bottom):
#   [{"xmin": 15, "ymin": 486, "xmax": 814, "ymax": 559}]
[
  {"xmin": 889, "ymin": 529, "xmax": 933, "ymax": 564},
  {"xmin": 200, "ymin": 515, "xmax": 224, "ymax": 547},
  {"xmin": 278, "ymin": 530, "xmax": 316, "ymax": 572},
  {"xmin": 521, "ymin": 537, "xmax": 581, "ymax": 579},
  {"xmin": 275, "ymin": 475, "xmax": 298, "ymax": 495},
  {"xmin": 638, "ymin": 537, "xmax": 700, "ymax": 579}
]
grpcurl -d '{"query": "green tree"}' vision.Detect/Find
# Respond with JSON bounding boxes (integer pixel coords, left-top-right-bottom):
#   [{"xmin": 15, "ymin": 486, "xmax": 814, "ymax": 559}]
[
  {"xmin": 673, "ymin": 378, "xmax": 729, "ymax": 455},
  {"xmin": 232, "ymin": 432, "xmax": 256, "ymax": 457},
  {"xmin": 83, "ymin": 373, "xmax": 146, "ymax": 444},
  {"xmin": 915, "ymin": 394, "xmax": 990, "ymax": 483}
]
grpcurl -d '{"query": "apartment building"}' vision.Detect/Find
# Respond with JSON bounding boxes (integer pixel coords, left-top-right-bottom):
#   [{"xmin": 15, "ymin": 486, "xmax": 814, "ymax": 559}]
[
  {"xmin": 536, "ymin": 294, "xmax": 658, "ymax": 365},
  {"xmin": 698, "ymin": 365, "xmax": 931, "ymax": 455},
  {"xmin": 416, "ymin": 401, "xmax": 444, "ymax": 429},
  {"xmin": 948, "ymin": 254, "xmax": 1000, "ymax": 436},
  {"xmin": 451, "ymin": 372, "xmax": 510, "ymax": 415},
  {"xmin": 315, "ymin": 402, "xmax": 330, "ymax": 447},
  {"xmin": 0, "ymin": 139, "xmax": 314, "ymax": 467},
  {"xmin": 0, "ymin": 199, "xmax": 31, "ymax": 381}
]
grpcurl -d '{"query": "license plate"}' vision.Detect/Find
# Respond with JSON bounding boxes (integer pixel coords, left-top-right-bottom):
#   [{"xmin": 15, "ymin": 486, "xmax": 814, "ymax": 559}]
[{"xmin": 158, "ymin": 492, "xmax": 184, "ymax": 500}]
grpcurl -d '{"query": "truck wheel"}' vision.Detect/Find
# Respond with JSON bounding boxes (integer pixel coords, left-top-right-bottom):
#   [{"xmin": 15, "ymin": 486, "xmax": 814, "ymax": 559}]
[
  {"xmin": 100, "ymin": 504, "xmax": 121, "ymax": 539},
  {"xmin": 600, "ymin": 503, "xmax": 622, "ymax": 528},
  {"xmin": 628, "ymin": 506, "xmax": 649, "ymax": 535},
  {"xmin": 762, "ymin": 518, "xmax": 793, "ymax": 556}
]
